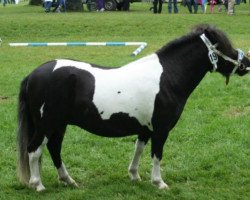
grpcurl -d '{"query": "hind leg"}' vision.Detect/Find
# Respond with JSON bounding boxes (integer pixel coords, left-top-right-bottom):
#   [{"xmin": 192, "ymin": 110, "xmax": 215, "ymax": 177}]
[
  {"xmin": 28, "ymin": 134, "xmax": 48, "ymax": 192},
  {"xmin": 57, "ymin": 162, "xmax": 78, "ymax": 187},
  {"xmin": 46, "ymin": 128, "xmax": 78, "ymax": 187},
  {"xmin": 128, "ymin": 134, "xmax": 150, "ymax": 181}
]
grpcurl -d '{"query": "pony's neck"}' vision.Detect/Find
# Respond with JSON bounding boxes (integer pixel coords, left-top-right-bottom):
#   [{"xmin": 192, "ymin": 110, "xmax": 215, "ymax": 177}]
[{"xmin": 157, "ymin": 35, "xmax": 211, "ymax": 99}]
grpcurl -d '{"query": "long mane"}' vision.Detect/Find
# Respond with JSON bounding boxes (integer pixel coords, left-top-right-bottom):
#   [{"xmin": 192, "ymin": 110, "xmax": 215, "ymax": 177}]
[{"xmin": 157, "ymin": 24, "xmax": 234, "ymax": 57}]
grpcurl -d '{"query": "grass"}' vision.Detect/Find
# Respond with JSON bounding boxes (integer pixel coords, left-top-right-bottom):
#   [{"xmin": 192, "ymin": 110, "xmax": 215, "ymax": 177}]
[{"xmin": 0, "ymin": 2, "xmax": 250, "ymax": 199}]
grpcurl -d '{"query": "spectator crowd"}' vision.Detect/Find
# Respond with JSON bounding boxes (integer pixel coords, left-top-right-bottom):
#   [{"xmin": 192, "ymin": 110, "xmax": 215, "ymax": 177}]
[{"xmin": 1, "ymin": 0, "xmax": 247, "ymax": 15}]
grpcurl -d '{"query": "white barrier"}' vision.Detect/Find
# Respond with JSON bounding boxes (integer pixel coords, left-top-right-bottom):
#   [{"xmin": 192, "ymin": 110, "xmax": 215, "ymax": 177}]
[{"xmin": 9, "ymin": 42, "xmax": 148, "ymax": 56}]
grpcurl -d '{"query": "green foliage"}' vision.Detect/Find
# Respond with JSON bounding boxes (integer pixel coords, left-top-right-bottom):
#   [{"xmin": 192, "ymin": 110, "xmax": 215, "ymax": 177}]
[{"xmin": 0, "ymin": 2, "xmax": 249, "ymax": 199}]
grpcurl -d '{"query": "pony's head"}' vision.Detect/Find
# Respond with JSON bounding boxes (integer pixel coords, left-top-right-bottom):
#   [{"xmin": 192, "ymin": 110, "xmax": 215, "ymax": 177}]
[{"xmin": 193, "ymin": 24, "xmax": 250, "ymax": 83}]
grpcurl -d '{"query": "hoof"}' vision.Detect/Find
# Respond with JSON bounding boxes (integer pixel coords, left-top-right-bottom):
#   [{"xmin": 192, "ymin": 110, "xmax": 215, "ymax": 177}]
[
  {"xmin": 59, "ymin": 176, "xmax": 78, "ymax": 187},
  {"xmin": 70, "ymin": 180, "xmax": 79, "ymax": 188},
  {"xmin": 36, "ymin": 184, "xmax": 46, "ymax": 192},
  {"xmin": 128, "ymin": 168, "xmax": 141, "ymax": 181},
  {"xmin": 29, "ymin": 178, "xmax": 46, "ymax": 192},
  {"xmin": 152, "ymin": 179, "xmax": 169, "ymax": 190},
  {"xmin": 129, "ymin": 174, "xmax": 141, "ymax": 182}
]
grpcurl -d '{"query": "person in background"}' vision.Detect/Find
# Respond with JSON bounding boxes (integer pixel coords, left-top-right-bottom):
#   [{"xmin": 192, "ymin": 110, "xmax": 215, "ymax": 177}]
[
  {"xmin": 227, "ymin": 0, "xmax": 234, "ymax": 15},
  {"xmin": 168, "ymin": 0, "xmax": 178, "ymax": 13},
  {"xmin": 116, "ymin": 0, "xmax": 130, "ymax": 11},
  {"xmin": 185, "ymin": 0, "xmax": 198, "ymax": 13},
  {"xmin": 153, "ymin": 0, "xmax": 162, "ymax": 13},
  {"xmin": 3, "ymin": 0, "xmax": 8, "ymax": 6},
  {"xmin": 122, "ymin": 0, "xmax": 130, "ymax": 11},
  {"xmin": 210, "ymin": 0, "xmax": 216, "ymax": 13},
  {"xmin": 53, "ymin": 0, "xmax": 66, "ymax": 12},
  {"xmin": 217, "ymin": 0, "xmax": 224, "ymax": 12},
  {"xmin": 44, "ymin": 0, "xmax": 53, "ymax": 12},
  {"xmin": 235, "ymin": 0, "xmax": 240, "ymax": 4},
  {"xmin": 96, "ymin": 0, "xmax": 105, "ymax": 11},
  {"xmin": 223, "ymin": 0, "xmax": 228, "ymax": 11},
  {"xmin": 199, "ymin": 0, "xmax": 206, "ymax": 13}
]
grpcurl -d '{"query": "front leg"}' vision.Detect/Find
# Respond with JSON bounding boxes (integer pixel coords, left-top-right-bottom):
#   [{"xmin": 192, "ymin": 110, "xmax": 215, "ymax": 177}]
[
  {"xmin": 58, "ymin": 162, "xmax": 78, "ymax": 187},
  {"xmin": 151, "ymin": 155, "xmax": 169, "ymax": 189},
  {"xmin": 150, "ymin": 133, "xmax": 169, "ymax": 189}
]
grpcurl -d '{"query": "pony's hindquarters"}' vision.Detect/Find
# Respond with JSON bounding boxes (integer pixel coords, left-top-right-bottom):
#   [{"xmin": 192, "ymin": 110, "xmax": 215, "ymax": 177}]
[{"xmin": 17, "ymin": 76, "xmax": 32, "ymax": 185}]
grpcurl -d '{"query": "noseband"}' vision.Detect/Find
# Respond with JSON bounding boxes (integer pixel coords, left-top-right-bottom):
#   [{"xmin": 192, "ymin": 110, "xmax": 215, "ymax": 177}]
[{"xmin": 200, "ymin": 33, "xmax": 250, "ymax": 76}]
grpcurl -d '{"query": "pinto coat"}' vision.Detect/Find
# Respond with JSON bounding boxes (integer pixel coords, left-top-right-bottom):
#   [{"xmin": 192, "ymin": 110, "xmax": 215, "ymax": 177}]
[{"xmin": 17, "ymin": 24, "xmax": 250, "ymax": 191}]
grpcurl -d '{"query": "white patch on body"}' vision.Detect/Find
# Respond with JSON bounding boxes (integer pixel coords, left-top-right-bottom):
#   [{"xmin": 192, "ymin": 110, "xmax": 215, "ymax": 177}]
[
  {"xmin": 53, "ymin": 54, "xmax": 163, "ymax": 131},
  {"xmin": 40, "ymin": 103, "xmax": 45, "ymax": 118},
  {"xmin": 28, "ymin": 137, "xmax": 48, "ymax": 191}
]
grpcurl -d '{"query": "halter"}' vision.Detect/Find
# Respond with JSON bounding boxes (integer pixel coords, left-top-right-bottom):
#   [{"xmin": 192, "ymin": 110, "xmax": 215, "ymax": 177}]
[{"xmin": 200, "ymin": 33, "xmax": 250, "ymax": 75}]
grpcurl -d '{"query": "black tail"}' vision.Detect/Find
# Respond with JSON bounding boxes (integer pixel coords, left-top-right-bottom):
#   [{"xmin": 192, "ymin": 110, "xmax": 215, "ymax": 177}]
[{"xmin": 17, "ymin": 76, "xmax": 33, "ymax": 185}]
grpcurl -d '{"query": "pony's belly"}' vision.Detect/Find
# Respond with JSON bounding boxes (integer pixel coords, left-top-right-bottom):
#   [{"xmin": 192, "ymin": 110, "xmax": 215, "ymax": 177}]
[{"xmin": 79, "ymin": 112, "xmax": 150, "ymax": 137}]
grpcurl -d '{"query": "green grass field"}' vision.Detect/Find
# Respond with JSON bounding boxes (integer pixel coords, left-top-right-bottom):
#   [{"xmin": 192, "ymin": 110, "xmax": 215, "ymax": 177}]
[{"xmin": 0, "ymin": 2, "xmax": 250, "ymax": 199}]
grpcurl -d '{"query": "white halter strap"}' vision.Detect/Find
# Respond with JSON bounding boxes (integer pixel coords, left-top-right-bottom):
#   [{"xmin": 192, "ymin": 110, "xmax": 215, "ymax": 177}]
[
  {"xmin": 200, "ymin": 33, "xmax": 219, "ymax": 72},
  {"xmin": 200, "ymin": 33, "xmax": 248, "ymax": 75}
]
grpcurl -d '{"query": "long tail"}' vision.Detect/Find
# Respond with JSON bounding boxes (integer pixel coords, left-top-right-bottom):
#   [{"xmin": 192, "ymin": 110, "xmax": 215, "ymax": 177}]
[{"xmin": 17, "ymin": 76, "xmax": 33, "ymax": 185}]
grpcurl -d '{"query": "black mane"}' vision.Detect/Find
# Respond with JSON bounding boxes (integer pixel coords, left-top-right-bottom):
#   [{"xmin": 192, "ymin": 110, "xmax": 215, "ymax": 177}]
[{"xmin": 157, "ymin": 24, "xmax": 234, "ymax": 57}]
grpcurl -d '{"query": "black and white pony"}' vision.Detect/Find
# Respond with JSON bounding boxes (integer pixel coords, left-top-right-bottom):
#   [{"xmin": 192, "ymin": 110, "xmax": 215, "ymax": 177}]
[{"xmin": 17, "ymin": 24, "xmax": 250, "ymax": 191}]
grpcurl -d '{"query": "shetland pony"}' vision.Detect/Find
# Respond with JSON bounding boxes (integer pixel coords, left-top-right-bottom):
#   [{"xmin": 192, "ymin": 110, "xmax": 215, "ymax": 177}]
[{"xmin": 17, "ymin": 24, "xmax": 250, "ymax": 191}]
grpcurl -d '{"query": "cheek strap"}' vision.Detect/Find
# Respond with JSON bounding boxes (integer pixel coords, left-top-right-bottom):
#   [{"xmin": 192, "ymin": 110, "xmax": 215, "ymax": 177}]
[{"xmin": 200, "ymin": 34, "xmax": 247, "ymax": 75}]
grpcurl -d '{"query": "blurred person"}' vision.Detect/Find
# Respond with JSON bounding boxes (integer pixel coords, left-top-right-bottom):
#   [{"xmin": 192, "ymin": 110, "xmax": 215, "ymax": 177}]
[
  {"xmin": 53, "ymin": 0, "xmax": 66, "ymax": 12},
  {"xmin": 96, "ymin": 0, "xmax": 105, "ymax": 11},
  {"xmin": 122, "ymin": 0, "xmax": 130, "ymax": 11},
  {"xmin": 153, "ymin": 0, "xmax": 162, "ymax": 13},
  {"xmin": 168, "ymin": 0, "xmax": 178, "ymax": 13},
  {"xmin": 44, "ymin": 0, "xmax": 53, "ymax": 12},
  {"xmin": 3, "ymin": 0, "xmax": 8, "ymax": 6},
  {"xmin": 210, "ymin": 0, "xmax": 216, "ymax": 13},
  {"xmin": 227, "ymin": 0, "xmax": 234, "ymax": 15},
  {"xmin": 186, "ymin": 0, "xmax": 198, "ymax": 13}
]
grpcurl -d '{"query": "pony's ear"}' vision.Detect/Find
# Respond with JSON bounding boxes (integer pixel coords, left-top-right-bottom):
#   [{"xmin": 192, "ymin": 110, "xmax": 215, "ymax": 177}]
[
  {"xmin": 204, "ymin": 29, "xmax": 210, "ymax": 37},
  {"xmin": 205, "ymin": 28, "xmax": 223, "ymax": 50},
  {"xmin": 204, "ymin": 29, "xmax": 216, "ymax": 44}
]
